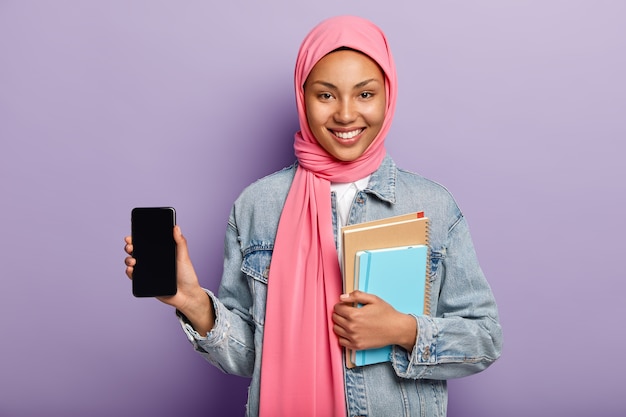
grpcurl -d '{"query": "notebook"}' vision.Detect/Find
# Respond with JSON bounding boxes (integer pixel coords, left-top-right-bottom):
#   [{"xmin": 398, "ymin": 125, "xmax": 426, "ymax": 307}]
[{"xmin": 353, "ymin": 245, "xmax": 428, "ymax": 367}]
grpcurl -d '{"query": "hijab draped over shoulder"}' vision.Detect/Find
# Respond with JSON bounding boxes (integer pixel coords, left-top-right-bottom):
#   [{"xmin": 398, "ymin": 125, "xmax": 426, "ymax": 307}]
[{"xmin": 260, "ymin": 15, "xmax": 398, "ymax": 416}]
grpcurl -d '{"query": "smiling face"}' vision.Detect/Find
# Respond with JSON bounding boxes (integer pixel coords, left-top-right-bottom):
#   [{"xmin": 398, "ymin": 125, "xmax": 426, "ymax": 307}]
[{"xmin": 303, "ymin": 49, "xmax": 386, "ymax": 162}]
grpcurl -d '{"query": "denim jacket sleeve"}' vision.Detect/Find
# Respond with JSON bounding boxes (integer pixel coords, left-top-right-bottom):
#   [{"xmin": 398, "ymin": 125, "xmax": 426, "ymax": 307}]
[
  {"xmin": 177, "ymin": 214, "xmax": 258, "ymax": 378},
  {"xmin": 390, "ymin": 213, "xmax": 502, "ymax": 380},
  {"xmin": 176, "ymin": 165, "xmax": 294, "ymax": 385}
]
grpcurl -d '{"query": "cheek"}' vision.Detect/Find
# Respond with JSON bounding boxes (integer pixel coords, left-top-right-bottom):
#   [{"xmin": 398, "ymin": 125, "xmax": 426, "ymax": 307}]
[
  {"xmin": 369, "ymin": 102, "xmax": 386, "ymax": 127},
  {"xmin": 305, "ymin": 106, "xmax": 333, "ymax": 149},
  {"xmin": 305, "ymin": 103, "xmax": 326, "ymax": 131}
]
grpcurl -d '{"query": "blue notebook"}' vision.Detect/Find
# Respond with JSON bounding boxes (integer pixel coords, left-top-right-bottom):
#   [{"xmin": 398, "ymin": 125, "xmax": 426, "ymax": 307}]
[{"xmin": 354, "ymin": 244, "xmax": 428, "ymax": 367}]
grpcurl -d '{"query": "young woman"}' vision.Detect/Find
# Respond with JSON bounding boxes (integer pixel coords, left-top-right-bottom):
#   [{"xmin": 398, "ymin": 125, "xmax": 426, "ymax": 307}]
[{"xmin": 124, "ymin": 15, "xmax": 502, "ymax": 417}]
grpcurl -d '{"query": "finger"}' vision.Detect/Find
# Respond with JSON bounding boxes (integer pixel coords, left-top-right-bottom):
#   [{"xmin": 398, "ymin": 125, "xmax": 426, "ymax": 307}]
[
  {"xmin": 332, "ymin": 311, "xmax": 348, "ymax": 326},
  {"xmin": 335, "ymin": 333, "xmax": 351, "ymax": 348},
  {"xmin": 332, "ymin": 320, "xmax": 351, "ymax": 342},
  {"xmin": 333, "ymin": 301, "xmax": 356, "ymax": 319},
  {"xmin": 332, "ymin": 310, "xmax": 361, "ymax": 337},
  {"xmin": 124, "ymin": 256, "xmax": 136, "ymax": 267},
  {"xmin": 333, "ymin": 323, "xmax": 360, "ymax": 349},
  {"xmin": 333, "ymin": 327, "xmax": 350, "ymax": 345},
  {"xmin": 124, "ymin": 256, "xmax": 137, "ymax": 279},
  {"xmin": 124, "ymin": 236, "xmax": 133, "ymax": 254},
  {"xmin": 125, "ymin": 256, "xmax": 135, "ymax": 280}
]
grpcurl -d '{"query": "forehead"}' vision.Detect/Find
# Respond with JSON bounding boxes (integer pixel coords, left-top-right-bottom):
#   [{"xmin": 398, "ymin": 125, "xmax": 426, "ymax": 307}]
[{"xmin": 306, "ymin": 49, "xmax": 384, "ymax": 85}]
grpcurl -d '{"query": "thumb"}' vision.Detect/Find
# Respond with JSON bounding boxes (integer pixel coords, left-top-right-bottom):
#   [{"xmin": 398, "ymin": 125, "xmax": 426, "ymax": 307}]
[
  {"xmin": 173, "ymin": 225, "xmax": 190, "ymax": 261},
  {"xmin": 340, "ymin": 290, "xmax": 378, "ymax": 305}
]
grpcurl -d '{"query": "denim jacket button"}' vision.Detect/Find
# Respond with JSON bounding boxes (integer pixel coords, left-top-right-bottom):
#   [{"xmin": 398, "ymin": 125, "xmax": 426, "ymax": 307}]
[{"xmin": 422, "ymin": 347, "xmax": 431, "ymax": 361}]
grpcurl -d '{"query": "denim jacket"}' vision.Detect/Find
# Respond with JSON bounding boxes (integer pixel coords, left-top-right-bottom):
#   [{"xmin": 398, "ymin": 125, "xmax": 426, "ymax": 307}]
[{"xmin": 179, "ymin": 155, "xmax": 502, "ymax": 417}]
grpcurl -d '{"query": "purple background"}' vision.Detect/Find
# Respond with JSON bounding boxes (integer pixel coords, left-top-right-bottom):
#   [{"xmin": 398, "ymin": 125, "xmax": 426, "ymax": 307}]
[{"xmin": 1, "ymin": 1, "xmax": 624, "ymax": 416}]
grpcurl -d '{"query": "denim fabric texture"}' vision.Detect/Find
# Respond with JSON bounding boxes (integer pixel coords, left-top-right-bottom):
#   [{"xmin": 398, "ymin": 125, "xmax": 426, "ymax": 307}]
[{"xmin": 178, "ymin": 154, "xmax": 502, "ymax": 417}]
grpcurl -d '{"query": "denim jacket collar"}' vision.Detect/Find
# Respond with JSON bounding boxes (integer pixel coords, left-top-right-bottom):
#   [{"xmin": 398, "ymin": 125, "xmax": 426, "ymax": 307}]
[
  {"xmin": 364, "ymin": 154, "xmax": 397, "ymax": 204},
  {"xmin": 293, "ymin": 154, "xmax": 397, "ymax": 204}
]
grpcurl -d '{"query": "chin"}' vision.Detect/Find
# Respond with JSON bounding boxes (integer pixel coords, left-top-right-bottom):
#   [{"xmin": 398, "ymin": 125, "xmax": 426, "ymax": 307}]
[{"xmin": 332, "ymin": 151, "xmax": 363, "ymax": 162}]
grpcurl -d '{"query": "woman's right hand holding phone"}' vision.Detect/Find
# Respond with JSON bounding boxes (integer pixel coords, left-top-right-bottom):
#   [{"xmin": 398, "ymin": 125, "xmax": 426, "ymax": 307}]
[{"xmin": 124, "ymin": 225, "xmax": 215, "ymax": 336}]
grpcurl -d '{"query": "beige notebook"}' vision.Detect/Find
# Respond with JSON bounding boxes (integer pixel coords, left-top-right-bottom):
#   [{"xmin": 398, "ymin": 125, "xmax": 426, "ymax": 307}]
[{"xmin": 340, "ymin": 212, "xmax": 431, "ymax": 368}]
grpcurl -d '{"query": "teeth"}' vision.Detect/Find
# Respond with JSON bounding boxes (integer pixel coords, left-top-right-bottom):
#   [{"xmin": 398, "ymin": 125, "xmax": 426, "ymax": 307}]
[{"xmin": 334, "ymin": 129, "xmax": 362, "ymax": 139}]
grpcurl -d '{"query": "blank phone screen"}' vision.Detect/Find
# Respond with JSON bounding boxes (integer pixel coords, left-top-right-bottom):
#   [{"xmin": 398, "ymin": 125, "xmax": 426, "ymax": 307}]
[{"xmin": 131, "ymin": 207, "xmax": 177, "ymax": 297}]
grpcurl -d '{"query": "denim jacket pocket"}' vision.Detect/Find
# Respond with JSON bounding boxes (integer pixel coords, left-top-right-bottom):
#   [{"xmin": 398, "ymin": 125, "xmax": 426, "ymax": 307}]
[
  {"xmin": 428, "ymin": 247, "xmax": 445, "ymax": 282},
  {"xmin": 428, "ymin": 247, "xmax": 446, "ymax": 315},
  {"xmin": 241, "ymin": 244, "xmax": 273, "ymax": 327}
]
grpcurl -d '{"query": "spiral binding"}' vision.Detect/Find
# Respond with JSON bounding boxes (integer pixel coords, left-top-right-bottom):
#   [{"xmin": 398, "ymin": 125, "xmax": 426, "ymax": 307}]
[{"xmin": 423, "ymin": 218, "xmax": 432, "ymax": 316}]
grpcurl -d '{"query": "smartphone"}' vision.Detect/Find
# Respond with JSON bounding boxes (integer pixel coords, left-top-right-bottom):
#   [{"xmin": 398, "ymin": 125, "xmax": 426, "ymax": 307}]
[{"xmin": 131, "ymin": 207, "xmax": 177, "ymax": 297}]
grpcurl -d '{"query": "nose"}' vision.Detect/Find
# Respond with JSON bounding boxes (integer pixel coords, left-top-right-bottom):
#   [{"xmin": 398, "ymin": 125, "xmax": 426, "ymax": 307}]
[{"xmin": 333, "ymin": 98, "xmax": 356, "ymax": 124}]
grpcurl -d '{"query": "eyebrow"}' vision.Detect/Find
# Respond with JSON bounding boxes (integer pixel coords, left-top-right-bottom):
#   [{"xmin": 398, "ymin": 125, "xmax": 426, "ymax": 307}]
[{"xmin": 310, "ymin": 78, "xmax": 380, "ymax": 90}]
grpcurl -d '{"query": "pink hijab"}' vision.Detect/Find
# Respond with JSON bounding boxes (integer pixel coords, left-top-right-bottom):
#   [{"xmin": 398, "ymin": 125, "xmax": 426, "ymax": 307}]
[{"xmin": 259, "ymin": 16, "xmax": 397, "ymax": 416}]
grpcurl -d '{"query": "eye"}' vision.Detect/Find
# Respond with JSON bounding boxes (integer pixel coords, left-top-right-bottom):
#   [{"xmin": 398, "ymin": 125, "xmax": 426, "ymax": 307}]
[
  {"xmin": 359, "ymin": 91, "xmax": 374, "ymax": 99},
  {"xmin": 319, "ymin": 92, "xmax": 334, "ymax": 100}
]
